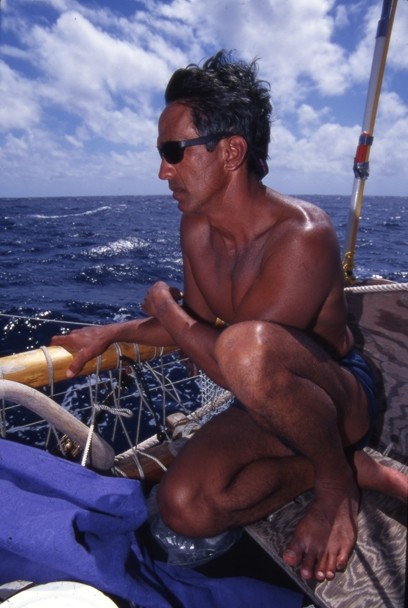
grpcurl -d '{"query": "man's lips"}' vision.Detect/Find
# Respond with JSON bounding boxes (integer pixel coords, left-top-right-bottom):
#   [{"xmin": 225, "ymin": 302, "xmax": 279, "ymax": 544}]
[{"xmin": 169, "ymin": 183, "xmax": 183, "ymax": 197}]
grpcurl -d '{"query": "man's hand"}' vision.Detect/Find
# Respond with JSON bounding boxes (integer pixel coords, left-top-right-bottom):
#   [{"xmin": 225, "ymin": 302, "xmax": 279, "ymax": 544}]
[
  {"xmin": 51, "ymin": 325, "xmax": 114, "ymax": 378},
  {"xmin": 142, "ymin": 281, "xmax": 183, "ymax": 319},
  {"xmin": 51, "ymin": 284, "xmax": 183, "ymax": 378}
]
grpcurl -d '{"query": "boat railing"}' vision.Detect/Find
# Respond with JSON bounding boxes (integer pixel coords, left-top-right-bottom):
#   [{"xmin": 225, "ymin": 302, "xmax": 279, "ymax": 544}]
[{"xmin": 0, "ymin": 336, "xmax": 232, "ymax": 479}]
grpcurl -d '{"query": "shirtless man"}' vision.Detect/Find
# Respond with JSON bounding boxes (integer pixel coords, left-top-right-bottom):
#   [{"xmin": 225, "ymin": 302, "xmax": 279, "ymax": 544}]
[{"xmin": 52, "ymin": 51, "xmax": 407, "ymax": 582}]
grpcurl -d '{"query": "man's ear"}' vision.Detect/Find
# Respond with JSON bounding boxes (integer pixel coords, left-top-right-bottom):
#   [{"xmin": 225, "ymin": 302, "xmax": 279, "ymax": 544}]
[{"xmin": 223, "ymin": 135, "xmax": 248, "ymax": 172}]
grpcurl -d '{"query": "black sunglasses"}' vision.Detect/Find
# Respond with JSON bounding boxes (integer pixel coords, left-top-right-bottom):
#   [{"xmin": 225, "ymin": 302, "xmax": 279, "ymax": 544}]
[{"xmin": 158, "ymin": 133, "xmax": 231, "ymax": 165}]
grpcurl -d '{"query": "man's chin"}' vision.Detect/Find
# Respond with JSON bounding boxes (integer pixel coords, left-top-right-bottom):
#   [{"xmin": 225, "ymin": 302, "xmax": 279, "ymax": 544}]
[
  {"xmin": 170, "ymin": 189, "xmax": 182, "ymax": 201},
  {"xmin": 171, "ymin": 190, "xmax": 187, "ymax": 209}
]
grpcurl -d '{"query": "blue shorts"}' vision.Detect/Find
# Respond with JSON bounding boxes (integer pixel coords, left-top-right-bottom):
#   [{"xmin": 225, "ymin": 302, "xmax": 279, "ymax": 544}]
[
  {"xmin": 340, "ymin": 349, "xmax": 376, "ymax": 449},
  {"xmin": 232, "ymin": 349, "xmax": 376, "ymax": 452}
]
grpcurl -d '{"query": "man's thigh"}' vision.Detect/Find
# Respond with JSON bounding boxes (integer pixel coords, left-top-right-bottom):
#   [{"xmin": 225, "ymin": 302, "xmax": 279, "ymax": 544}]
[{"xmin": 164, "ymin": 406, "xmax": 295, "ymax": 490}]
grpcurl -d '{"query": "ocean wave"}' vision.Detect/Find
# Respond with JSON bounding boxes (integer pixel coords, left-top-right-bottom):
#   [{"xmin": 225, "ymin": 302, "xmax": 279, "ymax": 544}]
[
  {"xmin": 86, "ymin": 237, "xmax": 149, "ymax": 258},
  {"xmin": 28, "ymin": 206, "xmax": 111, "ymax": 220},
  {"xmin": 1, "ymin": 194, "xmax": 406, "ymax": 332}
]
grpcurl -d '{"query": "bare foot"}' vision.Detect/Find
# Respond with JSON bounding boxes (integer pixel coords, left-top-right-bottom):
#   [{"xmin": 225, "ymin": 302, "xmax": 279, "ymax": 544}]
[
  {"xmin": 352, "ymin": 449, "xmax": 408, "ymax": 502},
  {"xmin": 282, "ymin": 478, "xmax": 359, "ymax": 581},
  {"xmin": 282, "ymin": 452, "xmax": 407, "ymax": 582}
]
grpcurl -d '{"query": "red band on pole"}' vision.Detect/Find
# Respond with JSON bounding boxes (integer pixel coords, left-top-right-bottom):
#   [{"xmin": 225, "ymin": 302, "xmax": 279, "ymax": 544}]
[{"xmin": 355, "ymin": 132, "xmax": 374, "ymax": 163}]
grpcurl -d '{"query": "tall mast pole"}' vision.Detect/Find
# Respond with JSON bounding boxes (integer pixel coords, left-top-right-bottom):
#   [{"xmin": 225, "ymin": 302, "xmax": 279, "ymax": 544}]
[{"xmin": 342, "ymin": 0, "xmax": 399, "ymax": 283}]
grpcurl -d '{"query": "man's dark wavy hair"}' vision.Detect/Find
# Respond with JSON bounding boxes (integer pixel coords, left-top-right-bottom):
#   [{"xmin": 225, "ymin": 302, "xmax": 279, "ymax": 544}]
[{"xmin": 164, "ymin": 50, "xmax": 272, "ymax": 179}]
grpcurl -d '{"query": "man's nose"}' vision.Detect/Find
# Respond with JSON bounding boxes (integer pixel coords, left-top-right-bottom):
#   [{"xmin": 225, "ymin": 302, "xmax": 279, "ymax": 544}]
[{"xmin": 158, "ymin": 158, "xmax": 175, "ymax": 180}]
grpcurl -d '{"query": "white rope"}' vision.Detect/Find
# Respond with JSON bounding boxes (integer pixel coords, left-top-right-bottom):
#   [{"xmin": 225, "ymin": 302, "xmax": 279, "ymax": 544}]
[
  {"xmin": 81, "ymin": 420, "xmax": 95, "ymax": 467},
  {"xmin": 93, "ymin": 402, "xmax": 133, "ymax": 418},
  {"xmin": 113, "ymin": 445, "xmax": 168, "ymax": 480},
  {"xmin": 345, "ymin": 282, "xmax": 408, "ymax": 293},
  {"xmin": 0, "ymin": 312, "xmax": 93, "ymax": 326},
  {"xmin": 80, "ymin": 364, "xmax": 134, "ymax": 466},
  {"xmin": 199, "ymin": 371, "xmax": 231, "ymax": 408},
  {"xmin": 40, "ymin": 346, "xmax": 55, "ymax": 396}
]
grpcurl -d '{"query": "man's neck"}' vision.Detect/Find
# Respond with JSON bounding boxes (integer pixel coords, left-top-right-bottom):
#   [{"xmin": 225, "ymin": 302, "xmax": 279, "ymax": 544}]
[{"xmin": 205, "ymin": 181, "xmax": 272, "ymax": 247}]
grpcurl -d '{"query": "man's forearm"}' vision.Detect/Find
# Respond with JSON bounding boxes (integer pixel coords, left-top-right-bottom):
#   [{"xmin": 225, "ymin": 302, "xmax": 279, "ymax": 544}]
[
  {"xmin": 153, "ymin": 298, "xmax": 227, "ymax": 387},
  {"xmin": 105, "ymin": 316, "xmax": 177, "ymax": 347},
  {"xmin": 51, "ymin": 315, "xmax": 176, "ymax": 377}
]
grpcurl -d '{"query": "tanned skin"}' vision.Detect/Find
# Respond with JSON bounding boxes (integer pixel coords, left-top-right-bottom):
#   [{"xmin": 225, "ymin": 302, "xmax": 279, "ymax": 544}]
[{"xmin": 52, "ymin": 102, "xmax": 408, "ymax": 582}]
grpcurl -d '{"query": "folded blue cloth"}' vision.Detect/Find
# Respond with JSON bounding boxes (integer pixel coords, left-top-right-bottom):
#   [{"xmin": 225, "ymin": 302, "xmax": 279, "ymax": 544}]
[{"xmin": 0, "ymin": 439, "xmax": 302, "ymax": 608}]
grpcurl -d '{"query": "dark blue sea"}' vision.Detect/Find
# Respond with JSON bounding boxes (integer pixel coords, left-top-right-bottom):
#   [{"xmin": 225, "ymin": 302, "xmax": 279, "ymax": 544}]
[{"xmin": 1, "ymin": 194, "xmax": 407, "ymax": 355}]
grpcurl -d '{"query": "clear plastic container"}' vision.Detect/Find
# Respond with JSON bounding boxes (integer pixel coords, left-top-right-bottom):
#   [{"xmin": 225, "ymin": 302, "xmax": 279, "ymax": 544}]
[{"xmin": 147, "ymin": 486, "xmax": 242, "ymax": 567}]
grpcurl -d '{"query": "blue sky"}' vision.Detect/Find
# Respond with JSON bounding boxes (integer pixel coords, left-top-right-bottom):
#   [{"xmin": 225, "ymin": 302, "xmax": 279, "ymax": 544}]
[{"xmin": 1, "ymin": 0, "xmax": 407, "ymax": 198}]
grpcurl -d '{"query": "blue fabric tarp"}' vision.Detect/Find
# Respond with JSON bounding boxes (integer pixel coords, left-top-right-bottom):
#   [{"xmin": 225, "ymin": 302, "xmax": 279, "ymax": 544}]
[{"xmin": 0, "ymin": 439, "xmax": 302, "ymax": 607}]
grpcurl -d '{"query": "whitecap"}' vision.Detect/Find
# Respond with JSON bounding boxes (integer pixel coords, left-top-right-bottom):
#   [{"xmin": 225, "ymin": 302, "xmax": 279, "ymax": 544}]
[
  {"xmin": 87, "ymin": 237, "xmax": 149, "ymax": 258},
  {"xmin": 29, "ymin": 206, "xmax": 111, "ymax": 220}
]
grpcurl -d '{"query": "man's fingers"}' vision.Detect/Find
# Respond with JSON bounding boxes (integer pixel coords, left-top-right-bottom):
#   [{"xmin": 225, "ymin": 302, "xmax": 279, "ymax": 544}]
[
  {"xmin": 66, "ymin": 351, "xmax": 88, "ymax": 378},
  {"xmin": 170, "ymin": 287, "xmax": 183, "ymax": 301}
]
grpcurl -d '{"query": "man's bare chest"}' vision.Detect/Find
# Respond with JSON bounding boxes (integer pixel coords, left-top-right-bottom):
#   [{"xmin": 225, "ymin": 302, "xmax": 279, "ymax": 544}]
[{"xmin": 190, "ymin": 242, "xmax": 266, "ymax": 321}]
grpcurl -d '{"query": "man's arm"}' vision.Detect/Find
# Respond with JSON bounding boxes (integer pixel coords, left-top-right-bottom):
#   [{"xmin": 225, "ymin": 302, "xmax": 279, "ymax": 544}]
[
  {"xmin": 140, "ymin": 217, "xmax": 229, "ymax": 386},
  {"xmin": 51, "ymin": 315, "xmax": 177, "ymax": 377},
  {"xmin": 142, "ymin": 254, "xmax": 227, "ymax": 386}
]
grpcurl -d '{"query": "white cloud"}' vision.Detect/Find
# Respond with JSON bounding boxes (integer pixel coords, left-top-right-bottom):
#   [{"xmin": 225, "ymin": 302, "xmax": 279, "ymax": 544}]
[
  {"xmin": 388, "ymin": 1, "xmax": 408, "ymax": 71},
  {"xmin": 371, "ymin": 91, "xmax": 408, "ymax": 177},
  {"xmin": 0, "ymin": 0, "xmax": 407, "ymax": 197},
  {"xmin": 29, "ymin": 11, "xmax": 168, "ymax": 107},
  {"xmin": 333, "ymin": 4, "xmax": 349, "ymax": 28},
  {"xmin": 271, "ymin": 119, "xmax": 358, "ymax": 175},
  {"xmin": 378, "ymin": 90, "xmax": 408, "ymax": 123},
  {"xmin": 64, "ymin": 134, "xmax": 83, "ymax": 148},
  {"xmin": 0, "ymin": 62, "xmax": 41, "ymax": 131},
  {"xmin": 296, "ymin": 104, "xmax": 332, "ymax": 135}
]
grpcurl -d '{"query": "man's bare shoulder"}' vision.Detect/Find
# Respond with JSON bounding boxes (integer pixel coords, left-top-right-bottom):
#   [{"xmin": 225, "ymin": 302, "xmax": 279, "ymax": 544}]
[
  {"xmin": 179, "ymin": 189, "xmax": 338, "ymax": 258},
  {"xmin": 264, "ymin": 190, "xmax": 338, "ymax": 248},
  {"xmin": 267, "ymin": 190, "xmax": 331, "ymax": 222},
  {"xmin": 180, "ymin": 213, "xmax": 210, "ymax": 247}
]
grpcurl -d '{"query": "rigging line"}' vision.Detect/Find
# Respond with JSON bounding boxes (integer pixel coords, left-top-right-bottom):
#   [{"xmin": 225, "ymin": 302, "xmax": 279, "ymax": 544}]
[
  {"xmin": 0, "ymin": 312, "xmax": 95, "ymax": 327},
  {"xmin": 124, "ymin": 357, "xmax": 170, "ymax": 443}
]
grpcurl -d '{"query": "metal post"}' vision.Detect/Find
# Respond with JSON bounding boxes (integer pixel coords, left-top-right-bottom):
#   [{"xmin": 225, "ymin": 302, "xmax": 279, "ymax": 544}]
[{"xmin": 342, "ymin": 0, "xmax": 399, "ymax": 283}]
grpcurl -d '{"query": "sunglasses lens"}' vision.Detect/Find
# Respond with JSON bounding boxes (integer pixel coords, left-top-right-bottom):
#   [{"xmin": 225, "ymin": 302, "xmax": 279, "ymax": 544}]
[{"xmin": 159, "ymin": 142, "xmax": 183, "ymax": 164}]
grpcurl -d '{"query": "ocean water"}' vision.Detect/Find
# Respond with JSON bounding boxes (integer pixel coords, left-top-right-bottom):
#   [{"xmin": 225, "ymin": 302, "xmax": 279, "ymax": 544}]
[
  {"xmin": 0, "ymin": 194, "xmax": 407, "ymax": 355},
  {"xmin": 0, "ymin": 194, "xmax": 406, "ymax": 452}
]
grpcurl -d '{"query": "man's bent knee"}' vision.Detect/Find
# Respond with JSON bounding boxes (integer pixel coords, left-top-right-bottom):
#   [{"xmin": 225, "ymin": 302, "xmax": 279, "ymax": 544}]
[
  {"xmin": 157, "ymin": 476, "xmax": 221, "ymax": 537},
  {"xmin": 215, "ymin": 321, "xmax": 293, "ymax": 404}
]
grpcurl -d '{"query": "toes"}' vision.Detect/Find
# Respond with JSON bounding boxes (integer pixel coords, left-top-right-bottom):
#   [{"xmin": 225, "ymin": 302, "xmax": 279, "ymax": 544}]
[
  {"xmin": 315, "ymin": 550, "xmax": 337, "ymax": 581},
  {"xmin": 335, "ymin": 548, "xmax": 350, "ymax": 572},
  {"xmin": 284, "ymin": 543, "xmax": 339, "ymax": 582},
  {"xmin": 314, "ymin": 543, "xmax": 350, "ymax": 581},
  {"xmin": 315, "ymin": 570, "xmax": 328, "ymax": 581},
  {"xmin": 315, "ymin": 565, "xmax": 335, "ymax": 581},
  {"xmin": 299, "ymin": 554, "xmax": 318, "ymax": 581},
  {"xmin": 282, "ymin": 547, "xmax": 302, "ymax": 568},
  {"xmin": 283, "ymin": 542, "xmax": 320, "ymax": 581},
  {"xmin": 282, "ymin": 497, "xmax": 357, "ymax": 583}
]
